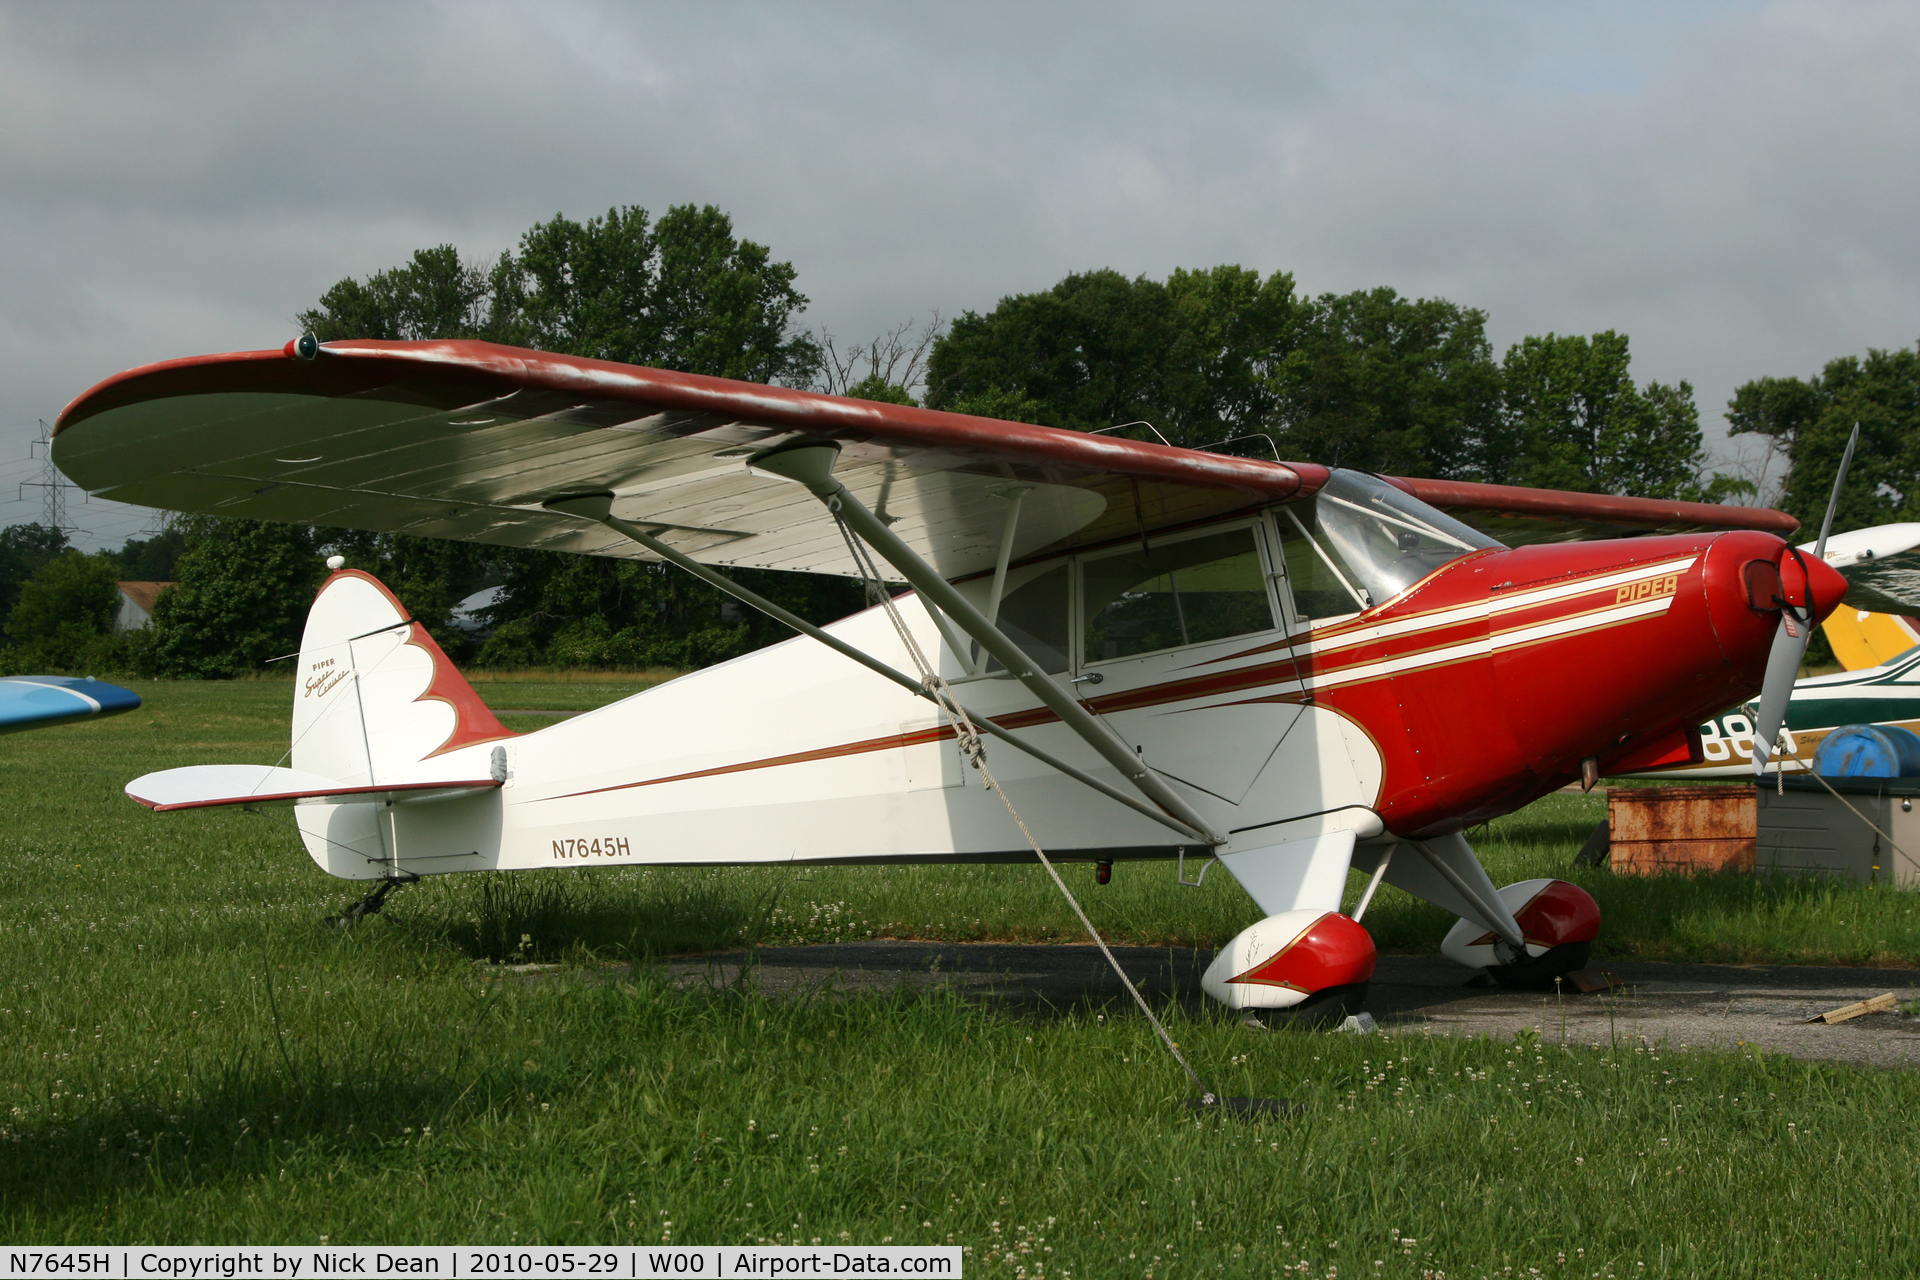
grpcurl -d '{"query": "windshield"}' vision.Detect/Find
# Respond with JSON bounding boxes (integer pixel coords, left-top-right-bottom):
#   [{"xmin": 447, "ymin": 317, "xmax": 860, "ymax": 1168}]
[{"xmin": 1283, "ymin": 470, "xmax": 1503, "ymax": 611}]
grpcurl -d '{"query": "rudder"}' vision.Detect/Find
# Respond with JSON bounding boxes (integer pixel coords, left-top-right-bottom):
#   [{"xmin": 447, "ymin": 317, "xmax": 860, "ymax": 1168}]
[{"xmin": 292, "ymin": 569, "xmax": 512, "ymax": 785}]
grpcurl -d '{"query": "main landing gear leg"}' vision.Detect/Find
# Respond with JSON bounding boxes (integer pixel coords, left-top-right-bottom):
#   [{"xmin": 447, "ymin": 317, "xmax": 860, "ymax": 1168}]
[
  {"xmin": 1357, "ymin": 833, "xmax": 1600, "ymax": 990},
  {"xmin": 325, "ymin": 875, "xmax": 416, "ymax": 929}
]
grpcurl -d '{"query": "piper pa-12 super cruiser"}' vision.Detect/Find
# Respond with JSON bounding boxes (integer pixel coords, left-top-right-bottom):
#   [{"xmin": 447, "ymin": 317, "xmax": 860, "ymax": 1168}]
[{"xmin": 52, "ymin": 337, "xmax": 1863, "ymax": 1018}]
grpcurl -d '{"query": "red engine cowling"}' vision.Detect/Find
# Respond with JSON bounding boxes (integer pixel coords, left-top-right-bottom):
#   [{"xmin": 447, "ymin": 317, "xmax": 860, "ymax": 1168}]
[{"xmin": 1358, "ymin": 529, "xmax": 1847, "ymax": 836}]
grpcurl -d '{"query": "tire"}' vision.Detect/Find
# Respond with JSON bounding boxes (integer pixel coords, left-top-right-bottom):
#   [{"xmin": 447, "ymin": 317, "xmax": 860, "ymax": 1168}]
[
  {"xmin": 1487, "ymin": 941, "xmax": 1592, "ymax": 991},
  {"xmin": 1259, "ymin": 981, "xmax": 1370, "ymax": 1029}
]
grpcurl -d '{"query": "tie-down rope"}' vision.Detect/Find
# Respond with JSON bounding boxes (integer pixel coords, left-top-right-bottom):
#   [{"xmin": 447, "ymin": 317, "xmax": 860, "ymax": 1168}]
[{"xmin": 830, "ymin": 506, "xmax": 1216, "ymax": 1102}]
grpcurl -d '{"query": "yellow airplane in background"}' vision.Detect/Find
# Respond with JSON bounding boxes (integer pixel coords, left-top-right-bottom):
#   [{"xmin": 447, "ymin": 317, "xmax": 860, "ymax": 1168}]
[
  {"xmin": 1824, "ymin": 607, "xmax": 1920, "ymax": 670},
  {"xmin": 1813, "ymin": 522, "xmax": 1920, "ymax": 670}
]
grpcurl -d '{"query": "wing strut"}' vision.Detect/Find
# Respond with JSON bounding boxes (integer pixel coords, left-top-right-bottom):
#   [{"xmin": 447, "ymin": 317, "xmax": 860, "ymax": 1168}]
[
  {"xmin": 745, "ymin": 443, "xmax": 1228, "ymax": 847},
  {"xmin": 543, "ymin": 493, "xmax": 1213, "ymax": 844},
  {"xmin": 1415, "ymin": 834, "xmax": 1526, "ymax": 951}
]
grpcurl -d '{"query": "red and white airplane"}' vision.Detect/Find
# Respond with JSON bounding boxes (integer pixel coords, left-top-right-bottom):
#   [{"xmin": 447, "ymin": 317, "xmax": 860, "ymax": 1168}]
[{"xmin": 53, "ymin": 337, "xmax": 1855, "ymax": 1018}]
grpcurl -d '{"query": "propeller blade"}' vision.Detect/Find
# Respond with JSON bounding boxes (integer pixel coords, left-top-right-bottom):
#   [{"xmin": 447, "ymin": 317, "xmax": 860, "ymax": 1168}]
[
  {"xmin": 1750, "ymin": 615, "xmax": 1811, "ymax": 779},
  {"xmin": 1752, "ymin": 423, "xmax": 1860, "ymax": 778},
  {"xmin": 1812, "ymin": 424, "xmax": 1861, "ymax": 560}
]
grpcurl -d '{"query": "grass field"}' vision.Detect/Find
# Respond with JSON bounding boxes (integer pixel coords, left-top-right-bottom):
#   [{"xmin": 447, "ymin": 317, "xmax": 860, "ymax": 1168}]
[{"xmin": 2, "ymin": 677, "xmax": 1918, "ymax": 1272}]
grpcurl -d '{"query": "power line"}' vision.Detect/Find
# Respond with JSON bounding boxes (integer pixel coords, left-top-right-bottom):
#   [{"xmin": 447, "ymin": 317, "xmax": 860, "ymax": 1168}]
[{"xmin": 0, "ymin": 423, "xmax": 173, "ymax": 549}]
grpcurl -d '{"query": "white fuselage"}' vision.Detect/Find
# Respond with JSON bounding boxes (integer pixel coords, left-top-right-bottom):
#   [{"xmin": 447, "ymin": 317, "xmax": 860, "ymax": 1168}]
[{"xmin": 295, "ymin": 553, "xmax": 1386, "ymax": 882}]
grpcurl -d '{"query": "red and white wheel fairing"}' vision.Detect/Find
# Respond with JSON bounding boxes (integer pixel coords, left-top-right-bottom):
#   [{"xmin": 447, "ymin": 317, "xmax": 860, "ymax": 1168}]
[
  {"xmin": 1440, "ymin": 878, "xmax": 1601, "ymax": 972},
  {"xmin": 1201, "ymin": 909, "xmax": 1377, "ymax": 1011}
]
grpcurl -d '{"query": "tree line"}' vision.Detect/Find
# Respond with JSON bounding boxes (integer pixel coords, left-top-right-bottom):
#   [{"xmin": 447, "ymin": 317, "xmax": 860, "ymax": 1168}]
[{"xmin": 9, "ymin": 201, "xmax": 1911, "ymax": 678}]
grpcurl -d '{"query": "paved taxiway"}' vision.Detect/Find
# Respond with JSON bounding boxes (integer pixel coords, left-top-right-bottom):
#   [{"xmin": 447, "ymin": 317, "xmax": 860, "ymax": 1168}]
[{"xmin": 655, "ymin": 942, "xmax": 1920, "ymax": 1068}]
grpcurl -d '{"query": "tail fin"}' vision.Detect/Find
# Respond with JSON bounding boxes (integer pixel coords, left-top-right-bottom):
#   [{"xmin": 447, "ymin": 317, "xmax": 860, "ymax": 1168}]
[
  {"xmin": 293, "ymin": 569, "xmax": 512, "ymax": 784},
  {"xmin": 1822, "ymin": 607, "xmax": 1920, "ymax": 671}
]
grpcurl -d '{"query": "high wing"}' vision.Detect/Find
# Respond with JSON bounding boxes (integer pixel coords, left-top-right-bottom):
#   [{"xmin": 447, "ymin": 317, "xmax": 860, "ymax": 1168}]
[
  {"xmin": 54, "ymin": 339, "xmax": 1799, "ymax": 579},
  {"xmin": 1390, "ymin": 476, "xmax": 1800, "ymax": 545}
]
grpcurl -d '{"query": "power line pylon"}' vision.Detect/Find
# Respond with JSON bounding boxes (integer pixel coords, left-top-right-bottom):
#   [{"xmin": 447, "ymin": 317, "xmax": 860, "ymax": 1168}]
[{"xmin": 20, "ymin": 420, "xmax": 76, "ymax": 534}]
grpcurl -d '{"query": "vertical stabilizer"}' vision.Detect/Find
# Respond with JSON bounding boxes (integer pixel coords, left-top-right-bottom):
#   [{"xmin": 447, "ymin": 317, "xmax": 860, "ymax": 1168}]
[{"xmin": 292, "ymin": 570, "xmax": 512, "ymax": 785}]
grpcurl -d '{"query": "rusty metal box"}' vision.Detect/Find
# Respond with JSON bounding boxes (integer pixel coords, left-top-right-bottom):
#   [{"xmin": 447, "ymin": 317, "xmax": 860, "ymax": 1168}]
[
  {"xmin": 1607, "ymin": 784, "xmax": 1756, "ymax": 875},
  {"xmin": 1756, "ymin": 777, "xmax": 1920, "ymax": 887}
]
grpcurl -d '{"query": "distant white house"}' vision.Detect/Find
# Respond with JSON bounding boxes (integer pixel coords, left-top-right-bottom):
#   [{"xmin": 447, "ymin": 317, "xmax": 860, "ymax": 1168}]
[{"xmin": 114, "ymin": 582, "xmax": 172, "ymax": 631}]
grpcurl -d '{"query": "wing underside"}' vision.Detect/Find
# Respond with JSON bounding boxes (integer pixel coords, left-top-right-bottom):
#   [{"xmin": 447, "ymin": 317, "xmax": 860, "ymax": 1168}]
[
  {"xmin": 54, "ymin": 339, "xmax": 1798, "ymax": 580},
  {"xmin": 55, "ymin": 341, "xmax": 1314, "ymax": 581}
]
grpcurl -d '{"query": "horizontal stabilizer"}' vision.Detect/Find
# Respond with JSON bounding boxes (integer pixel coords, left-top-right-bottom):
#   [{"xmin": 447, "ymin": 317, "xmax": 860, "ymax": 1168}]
[{"xmin": 127, "ymin": 764, "xmax": 500, "ymax": 812}]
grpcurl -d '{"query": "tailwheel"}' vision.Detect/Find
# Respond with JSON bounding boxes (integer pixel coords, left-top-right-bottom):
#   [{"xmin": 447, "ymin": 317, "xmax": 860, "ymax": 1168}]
[
  {"xmin": 323, "ymin": 874, "xmax": 415, "ymax": 929},
  {"xmin": 1441, "ymin": 878, "xmax": 1600, "ymax": 991},
  {"xmin": 1202, "ymin": 909, "xmax": 1377, "ymax": 1026}
]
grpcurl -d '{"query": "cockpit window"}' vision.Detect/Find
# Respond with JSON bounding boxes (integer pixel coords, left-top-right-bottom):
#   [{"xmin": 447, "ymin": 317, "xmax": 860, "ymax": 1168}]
[
  {"xmin": 987, "ymin": 563, "xmax": 1071, "ymax": 674},
  {"xmin": 1280, "ymin": 470, "xmax": 1502, "ymax": 613},
  {"xmin": 1274, "ymin": 516, "xmax": 1368, "ymax": 621},
  {"xmin": 1083, "ymin": 527, "xmax": 1274, "ymax": 663}
]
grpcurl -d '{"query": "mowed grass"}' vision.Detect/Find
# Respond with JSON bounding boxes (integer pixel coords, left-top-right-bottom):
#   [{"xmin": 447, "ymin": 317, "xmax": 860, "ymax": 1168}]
[{"xmin": 2, "ymin": 679, "xmax": 1920, "ymax": 1271}]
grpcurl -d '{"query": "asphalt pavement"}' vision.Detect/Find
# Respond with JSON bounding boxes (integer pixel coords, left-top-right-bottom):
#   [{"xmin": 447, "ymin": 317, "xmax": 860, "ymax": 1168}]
[{"xmin": 653, "ymin": 941, "xmax": 1920, "ymax": 1068}]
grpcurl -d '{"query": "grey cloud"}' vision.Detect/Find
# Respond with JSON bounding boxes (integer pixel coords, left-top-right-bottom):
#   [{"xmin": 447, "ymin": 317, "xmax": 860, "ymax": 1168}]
[{"xmin": 1, "ymin": 1, "xmax": 1915, "ymax": 547}]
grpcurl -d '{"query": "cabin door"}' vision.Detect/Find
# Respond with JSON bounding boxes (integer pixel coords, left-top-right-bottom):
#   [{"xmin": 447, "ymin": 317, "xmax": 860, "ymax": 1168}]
[{"xmin": 1075, "ymin": 522, "xmax": 1297, "ymax": 806}]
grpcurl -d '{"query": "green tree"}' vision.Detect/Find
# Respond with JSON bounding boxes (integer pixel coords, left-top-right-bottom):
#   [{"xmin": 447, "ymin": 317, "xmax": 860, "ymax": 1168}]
[
  {"xmin": 296, "ymin": 203, "xmax": 846, "ymax": 671},
  {"xmin": 925, "ymin": 267, "xmax": 1504, "ymax": 476},
  {"xmin": 927, "ymin": 266, "xmax": 1296, "ymax": 448},
  {"xmin": 4, "ymin": 550, "xmax": 121, "ymax": 672},
  {"xmin": 0, "ymin": 523, "xmax": 70, "ymax": 624},
  {"xmin": 1168, "ymin": 266, "xmax": 1302, "ymax": 451},
  {"xmin": 1499, "ymin": 331, "xmax": 1742, "ymax": 501},
  {"xmin": 475, "ymin": 554, "xmax": 862, "ymax": 671},
  {"xmin": 928, "ymin": 268, "xmax": 1184, "ymax": 434},
  {"xmin": 298, "ymin": 244, "xmax": 492, "ymax": 342},
  {"xmin": 140, "ymin": 517, "xmax": 324, "ymax": 678},
  {"xmin": 488, "ymin": 204, "xmax": 820, "ymax": 383},
  {"xmin": 842, "ymin": 375, "xmax": 915, "ymax": 406},
  {"xmin": 1728, "ymin": 343, "xmax": 1920, "ymax": 532},
  {"xmin": 301, "ymin": 204, "xmax": 820, "ymax": 384},
  {"xmin": 1275, "ymin": 287, "xmax": 1502, "ymax": 476},
  {"xmin": 111, "ymin": 526, "xmax": 186, "ymax": 581}
]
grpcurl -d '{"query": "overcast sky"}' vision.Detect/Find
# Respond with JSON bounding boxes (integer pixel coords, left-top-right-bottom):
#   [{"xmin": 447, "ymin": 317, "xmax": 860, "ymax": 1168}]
[{"xmin": 3, "ymin": 0, "xmax": 1916, "ymax": 549}]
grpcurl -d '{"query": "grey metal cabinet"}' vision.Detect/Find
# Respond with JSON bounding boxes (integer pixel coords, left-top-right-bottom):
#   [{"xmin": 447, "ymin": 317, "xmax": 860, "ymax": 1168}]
[{"xmin": 1756, "ymin": 777, "xmax": 1920, "ymax": 887}]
